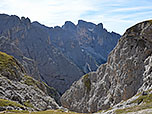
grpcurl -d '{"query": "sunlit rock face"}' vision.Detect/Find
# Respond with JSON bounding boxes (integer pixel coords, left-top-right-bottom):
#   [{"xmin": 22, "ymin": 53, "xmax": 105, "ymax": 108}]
[{"xmin": 61, "ymin": 20, "xmax": 152, "ymax": 113}]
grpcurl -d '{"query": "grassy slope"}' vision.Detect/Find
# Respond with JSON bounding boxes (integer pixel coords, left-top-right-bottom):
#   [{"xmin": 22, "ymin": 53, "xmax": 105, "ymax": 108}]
[
  {"xmin": 1, "ymin": 110, "xmax": 83, "ymax": 114},
  {"xmin": 0, "ymin": 51, "xmax": 59, "ymax": 110},
  {"xmin": 115, "ymin": 91, "xmax": 152, "ymax": 114},
  {"xmin": 82, "ymin": 74, "xmax": 91, "ymax": 92},
  {"xmin": 0, "ymin": 51, "xmax": 16, "ymax": 72},
  {"xmin": 0, "ymin": 99, "xmax": 24, "ymax": 108}
]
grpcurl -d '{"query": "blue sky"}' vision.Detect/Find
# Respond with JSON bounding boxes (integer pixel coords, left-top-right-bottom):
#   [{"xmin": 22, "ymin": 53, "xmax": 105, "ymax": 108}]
[{"xmin": 0, "ymin": 0, "xmax": 152, "ymax": 35}]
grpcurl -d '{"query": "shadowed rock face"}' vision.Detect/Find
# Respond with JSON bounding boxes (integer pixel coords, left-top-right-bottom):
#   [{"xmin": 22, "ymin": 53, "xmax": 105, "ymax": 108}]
[
  {"xmin": 34, "ymin": 20, "xmax": 120, "ymax": 74},
  {"xmin": 0, "ymin": 14, "xmax": 120, "ymax": 94},
  {"xmin": 60, "ymin": 20, "xmax": 152, "ymax": 113}
]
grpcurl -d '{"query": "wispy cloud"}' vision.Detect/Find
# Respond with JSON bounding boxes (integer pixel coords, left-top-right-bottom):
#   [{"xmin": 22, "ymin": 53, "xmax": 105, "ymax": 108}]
[
  {"xmin": 0, "ymin": 0, "xmax": 151, "ymax": 34},
  {"xmin": 111, "ymin": 6, "xmax": 152, "ymax": 12},
  {"xmin": 0, "ymin": 0, "xmax": 98, "ymax": 25}
]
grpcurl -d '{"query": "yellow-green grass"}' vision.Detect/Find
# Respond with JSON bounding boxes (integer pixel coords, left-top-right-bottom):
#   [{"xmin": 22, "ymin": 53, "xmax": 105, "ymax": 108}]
[
  {"xmin": 0, "ymin": 98, "xmax": 24, "ymax": 109},
  {"xmin": 0, "ymin": 99, "xmax": 83, "ymax": 114},
  {"xmin": 0, "ymin": 51, "xmax": 15, "ymax": 70},
  {"xmin": 115, "ymin": 93, "xmax": 152, "ymax": 114},
  {"xmin": 22, "ymin": 75, "xmax": 58, "ymax": 99},
  {"xmin": 0, "ymin": 51, "xmax": 14, "ymax": 63},
  {"xmin": 131, "ymin": 93, "xmax": 152, "ymax": 104},
  {"xmin": 23, "ymin": 100, "xmax": 34, "ymax": 109},
  {"xmin": 115, "ymin": 102, "xmax": 152, "ymax": 114},
  {"xmin": 3, "ymin": 110, "xmax": 29, "ymax": 113},
  {"xmin": 146, "ymin": 19, "xmax": 152, "ymax": 24},
  {"xmin": 82, "ymin": 74, "xmax": 91, "ymax": 92},
  {"xmin": 3, "ymin": 110, "xmax": 84, "ymax": 114},
  {"xmin": 0, "ymin": 51, "xmax": 20, "ymax": 79},
  {"xmin": 22, "ymin": 75, "xmax": 42, "ymax": 89}
]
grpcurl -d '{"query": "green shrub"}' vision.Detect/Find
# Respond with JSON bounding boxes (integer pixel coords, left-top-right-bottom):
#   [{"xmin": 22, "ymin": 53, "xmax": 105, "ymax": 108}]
[
  {"xmin": 23, "ymin": 100, "xmax": 34, "ymax": 108},
  {"xmin": 82, "ymin": 74, "xmax": 91, "ymax": 92}
]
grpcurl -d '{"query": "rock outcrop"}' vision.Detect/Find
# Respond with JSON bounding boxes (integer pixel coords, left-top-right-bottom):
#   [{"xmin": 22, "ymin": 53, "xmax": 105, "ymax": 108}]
[
  {"xmin": 60, "ymin": 20, "xmax": 152, "ymax": 113},
  {"xmin": 97, "ymin": 88, "xmax": 152, "ymax": 114},
  {"xmin": 0, "ymin": 51, "xmax": 59, "ymax": 111},
  {"xmin": 0, "ymin": 14, "xmax": 120, "ymax": 94}
]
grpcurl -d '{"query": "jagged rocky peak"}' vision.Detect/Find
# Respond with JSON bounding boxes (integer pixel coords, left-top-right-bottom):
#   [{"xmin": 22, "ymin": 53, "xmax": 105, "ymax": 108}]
[
  {"xmin": 62, "ymin": 21, "xmax": 76, "ymax": 31},
  {"xmin": 77, "ymin": 20, "xmax": 96, "ymax": 29},
  {"xmin": 32, "ymin": 21, "xmax": 52, "ymax": 31},
  {"xmin": 21, "ymin": 16, "xmax": 31, "ymax": 25},
  {"xmin": 93, "ymin": 23, "xmax": 104, "ymax": 33},
  {"xmin": 96, "ymin": 23, "xmax": 103, "ymax": 29},
  {"xmin": 0, "ymin": 14, "xmax": 30, "ymax": 27},
  {"xmin": 0, "ymin": 14, "xmax": 20, "ymax": 30},
  {"xmin": 60, "ymin": 20, "xmax": 152, "ymax": 113},
  {"xmin": 0, "ymin": 14, "xmax": 31, "ymax": 36},
  {"xmin": 54, "ymin": 25, "xmax": 62, "ymax": 29},
  {"xmin": 0, "ymin": 14, "xmax": 20, "ymax": 21},
  {"xmin": 32, "ymin": 21, "xmax": 45, "ymax": 27},
  {"xmin": 111, "ymin": 31, "xmax": 121, "ymax": 37}
]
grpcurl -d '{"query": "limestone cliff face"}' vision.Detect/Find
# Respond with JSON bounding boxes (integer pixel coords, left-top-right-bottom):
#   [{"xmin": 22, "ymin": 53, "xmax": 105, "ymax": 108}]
[
  {"xmin": 60, "ymin": 20, "xmax": 152, "ymax": 113},
  {"xmin": 0, "ymin": 14, "xmax": 83, "ymax": 94},
  {"xmin": 0, "ymin": 51, "xmax": 59, "ymax": 111}
]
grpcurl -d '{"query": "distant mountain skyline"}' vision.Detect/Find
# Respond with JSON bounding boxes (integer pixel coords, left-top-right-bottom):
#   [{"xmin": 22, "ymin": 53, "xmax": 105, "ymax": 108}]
[
  {"xmin": 0, "ymin": 14, "xmax": 120, "ymax": 93},
  {"xmin": 0, "ymin": 0, "xmax": 152, "ymax": 34}
]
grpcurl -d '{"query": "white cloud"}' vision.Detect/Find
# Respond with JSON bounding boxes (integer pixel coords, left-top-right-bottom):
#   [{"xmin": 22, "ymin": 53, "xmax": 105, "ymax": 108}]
[
  {"xmin": 0, "ymin": 0, "xmax": 98, "ymax": 25},
  {"xmin": 111, "ymin": 6, "xmax": 152, "ymax": 12},
  {"xmin": 0, "ymin": 0, "xmax": 151, "ymax": 34}
]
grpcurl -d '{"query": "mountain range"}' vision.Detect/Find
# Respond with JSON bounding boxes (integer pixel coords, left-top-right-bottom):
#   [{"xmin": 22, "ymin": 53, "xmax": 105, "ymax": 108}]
[
  {"xmin": 0, "ymin": 13, "xmax": 151, "ymax": 114},
  {"xmin": 0, "ymin": 14, "xmax": 120, "ymax": 94}
]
